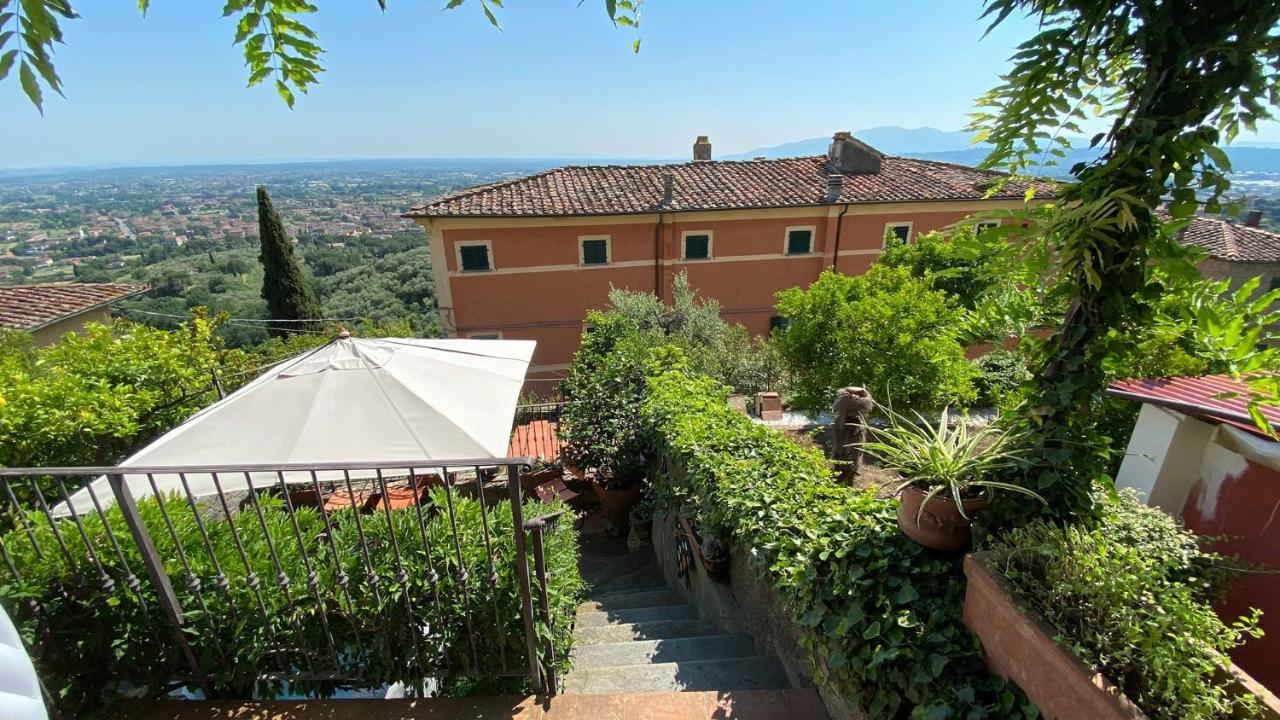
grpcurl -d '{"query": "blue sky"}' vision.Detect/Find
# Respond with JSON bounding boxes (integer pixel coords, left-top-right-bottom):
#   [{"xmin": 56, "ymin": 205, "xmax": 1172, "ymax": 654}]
[{"xmin": 5, "ymin": 0, "xmax": 1280, "ymax": 169}]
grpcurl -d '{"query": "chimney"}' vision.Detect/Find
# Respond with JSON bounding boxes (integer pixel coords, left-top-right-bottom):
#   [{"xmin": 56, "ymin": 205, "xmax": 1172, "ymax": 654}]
[
  {"xmin": 827, "ymin": 131, "xmax": 883, "ymax": 175},
  {"xmin": 824, "ymin": 173, "xmax": 843, "ymax": 203},
  {"xmin": 1246, "ymin": 209, "xmax": 1264, "ymax": 227},
  {"xmin": 662, "ymin": 173, "xmax": 674, "ymax": 206},
  {"xmin": 693, "ymin": 135, "xmax": 712, "ymax": 162}
]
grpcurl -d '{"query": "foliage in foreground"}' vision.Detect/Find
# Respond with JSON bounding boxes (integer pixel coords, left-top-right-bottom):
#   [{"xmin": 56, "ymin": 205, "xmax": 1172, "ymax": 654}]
[
  {"xmin": 970, "ymin": 0, "xmax": 1280, "ymax": 525},
  {"xmin": 0, "ymin": 316, "xmax": 254, "ymax": 469},
  {"xmin": 986, "ymin": 491, "xmax": 1261, "ymax": 720},
  {"xmin": 641, "ymin": 356, "xmax": 1032, "ymax": 719},
  {"xmin": 775, "ymin": 266, "xmax": 977, "ymax": 415},
  {"xmin": 0, "ymin": 490, "xmax": 581, "ymax": 719}
]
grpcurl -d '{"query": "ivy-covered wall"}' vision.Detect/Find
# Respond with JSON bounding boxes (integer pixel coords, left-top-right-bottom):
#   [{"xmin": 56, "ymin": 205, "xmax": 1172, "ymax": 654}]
[{"xmin": 641, "ymin": 358, "xmax": 1031, "ymax": 719}]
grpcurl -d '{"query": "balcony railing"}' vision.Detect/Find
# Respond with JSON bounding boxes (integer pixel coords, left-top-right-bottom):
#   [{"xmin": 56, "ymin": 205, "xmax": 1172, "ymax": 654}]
[{"xmin": 0, "ymin": 458, "xmax": 568, "ymax": 716}]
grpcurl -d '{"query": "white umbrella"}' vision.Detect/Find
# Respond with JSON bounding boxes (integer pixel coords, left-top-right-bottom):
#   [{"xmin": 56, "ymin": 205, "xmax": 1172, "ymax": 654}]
[{"xmin": 54, "ymin": 335, "xmax": 535, "ymax": 517}]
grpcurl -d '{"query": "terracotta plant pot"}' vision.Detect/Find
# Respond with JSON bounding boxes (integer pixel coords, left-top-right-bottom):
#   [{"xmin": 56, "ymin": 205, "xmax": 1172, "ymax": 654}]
[
  {"xmin": 592, "ymin": 478, "xmax": 643, "ymax": 519},
  {"xmin": 897, "ymin": 485, "xmax": 989, "ymax": 551},
  {"xmin": 519, "ymin": 465, "xmax": 563, "ymax": 494}
]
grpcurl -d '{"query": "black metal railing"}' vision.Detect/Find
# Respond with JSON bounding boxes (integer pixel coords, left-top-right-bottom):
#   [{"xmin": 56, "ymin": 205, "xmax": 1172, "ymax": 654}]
[{"xmin": 0, "ymin": 458, "xmax": 569, "ymax": 713}]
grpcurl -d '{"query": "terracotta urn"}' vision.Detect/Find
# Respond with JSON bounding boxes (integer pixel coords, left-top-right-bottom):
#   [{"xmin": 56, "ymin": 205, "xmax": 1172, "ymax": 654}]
[
  {"xmin": 592, "ymin": 477, "xmax": 644, "ymax": 519},
  {"xmin": 897, "ymin": 485, "xmax": 989, "ymax": 551}
]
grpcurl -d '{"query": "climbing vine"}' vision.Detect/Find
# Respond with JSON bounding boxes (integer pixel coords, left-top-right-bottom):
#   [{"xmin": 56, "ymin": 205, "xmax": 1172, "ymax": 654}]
[{"xmin": 970, "ymin": 0, "xmax": 1280, "ymax": 525}]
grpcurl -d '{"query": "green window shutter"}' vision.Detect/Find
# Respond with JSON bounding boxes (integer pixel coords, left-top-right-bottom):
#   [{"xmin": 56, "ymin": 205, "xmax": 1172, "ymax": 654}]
[
  {"xmin": 460, "ymin": 245, "xmax": 490, "ymax": 271},
  {"xmin": 684, "ymin": 234, "xmax": 710, "ymax": 259},
  {"xmin": 581, "ymin": 239, "xmax": 609, "ymax": 265},
  {"xmin": 786, "ymin": 229, "xmax": 813, "ymax": 255}
]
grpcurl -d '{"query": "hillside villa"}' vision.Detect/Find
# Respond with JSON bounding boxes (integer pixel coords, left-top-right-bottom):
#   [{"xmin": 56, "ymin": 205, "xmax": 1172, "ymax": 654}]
[
  {"xmin": 406, "ymin": 133, "xmax": 1280, "ymax": 383},
  {"xmin": 404, "ymin": 132, "xmax": 1049, "ymax": 380}
]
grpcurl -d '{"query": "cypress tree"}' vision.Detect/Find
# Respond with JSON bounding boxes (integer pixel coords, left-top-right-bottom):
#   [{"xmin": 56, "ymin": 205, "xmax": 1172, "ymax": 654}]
[{"xmin": 256, "ymin": 185, "xmax": 322, "ymax": 337}]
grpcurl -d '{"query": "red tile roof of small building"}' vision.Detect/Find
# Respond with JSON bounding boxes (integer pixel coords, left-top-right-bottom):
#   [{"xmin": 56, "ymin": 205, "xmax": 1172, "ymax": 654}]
[
  {"xmin": 1175, "ymin": 215, "xmax": 1280, "ymax": 263},
  {"xmin": 1107, "ymin": 374, "xmax": 1280, "ymax": 439},
  {"xmin": 0, "ymin": 282, "xmax": 147, "ymax": 332},
  {"xmin": 405, "ymin": 155, "xmax": 1054, "ymax": 218}
]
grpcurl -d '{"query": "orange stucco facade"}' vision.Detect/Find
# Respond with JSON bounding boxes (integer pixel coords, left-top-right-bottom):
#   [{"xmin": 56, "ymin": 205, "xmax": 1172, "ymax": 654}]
[{"xmin": 414, "ymin": 199, "xmax": 1027, "ymax": 378}]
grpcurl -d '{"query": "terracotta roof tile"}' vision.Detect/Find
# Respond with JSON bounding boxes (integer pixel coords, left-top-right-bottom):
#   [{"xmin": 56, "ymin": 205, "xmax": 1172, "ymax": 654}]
[
  {"xmin": 0, "ymin": 282, "xmax": 147, "ymax": 332},
  {"xmin": 404, "ymin": 155, "xmax": 1053, "ymax": 218},
  {"xmin": 1174, "ymin": 215, "xmax": 1280, "ymax": 263}
]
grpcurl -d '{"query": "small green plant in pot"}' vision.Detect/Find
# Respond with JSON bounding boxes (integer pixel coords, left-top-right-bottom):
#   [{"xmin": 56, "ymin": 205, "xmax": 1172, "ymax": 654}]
[
  {"xmin": 559, "ymin": 316, "xmax": 651, "ymax": 518},
  {"xmin": 862, "ymin": 406, "xmax": 1042, "ymax": 550}
]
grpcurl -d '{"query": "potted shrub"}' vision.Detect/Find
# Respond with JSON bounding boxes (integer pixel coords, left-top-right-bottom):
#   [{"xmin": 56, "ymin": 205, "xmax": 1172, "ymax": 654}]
[
  {"xmin": 519, "ymin": 457, "xmax": 563, "ymax": 494},
  {"xmin": 862, "ymin": 407, "xmax": 1042, "ymax": 551},
  {"xmin": 557, "ymin": 315, "xmax": 652, "ymax": 519}
]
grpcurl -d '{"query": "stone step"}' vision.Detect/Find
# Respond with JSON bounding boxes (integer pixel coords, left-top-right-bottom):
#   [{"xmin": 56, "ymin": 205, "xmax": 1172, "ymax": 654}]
[
  {"xmin": 584, "ymin": 564, "xmax": 664, "ymax": 592},
  {"xmin": 579, "ymin": 551, "xmax": 654, "ymax": 581},
  {"xmin": 574, "ymin": 618, "xmax": 718, "ymax": 645},
  {"xmin": 571, "ymin": 634, "xmax": 758, "ymax": 669},
  {"xmin": 562, "ymin": 655, "xmax": 790, "ymax": 695},
  {"xmin": 575, "ymin": 604, "xmax": 697, "ymax": 629},
  {"xmin": 578, "ymin": 588, "xmax": 683, "ymax": 613}
]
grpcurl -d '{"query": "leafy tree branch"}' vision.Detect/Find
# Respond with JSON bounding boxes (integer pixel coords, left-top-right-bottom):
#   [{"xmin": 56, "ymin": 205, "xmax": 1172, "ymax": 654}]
[{"xmin": 2, "ymin": 0, "xmax": 641, "ymax": 112}]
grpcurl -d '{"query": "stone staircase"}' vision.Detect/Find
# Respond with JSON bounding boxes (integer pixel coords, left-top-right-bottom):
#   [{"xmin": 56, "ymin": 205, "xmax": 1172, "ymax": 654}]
[{"xmin": 562, "ymin": 536, "xmax": 807, "ymax": 703}]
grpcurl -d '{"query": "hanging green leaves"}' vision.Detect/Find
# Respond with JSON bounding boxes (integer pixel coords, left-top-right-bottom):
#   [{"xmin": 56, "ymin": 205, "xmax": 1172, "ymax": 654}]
[{"xmin": 4, "ymin": 0, "xmax": 642, "ymax": 112}]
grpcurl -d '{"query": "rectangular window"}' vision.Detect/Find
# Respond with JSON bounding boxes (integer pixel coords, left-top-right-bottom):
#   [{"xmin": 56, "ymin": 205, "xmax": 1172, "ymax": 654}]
[
  {"xmin": 785, "ymin": 228, "xmax": 814, "ymax": 255},
  {"xmin": 580, "ymin": 237, "xmax": 610, "ymax": 265},
  {"xmin": 975, "ymin": 220, "xmax": 1000, "ymax": 233},
  {"xmin": 683, "ymin": 233, "xmax": 711, "ymax": 260},
  {"xmin": 458, "ymin": 243, "xmax": 491, "ymax": 272},
  {"xmin": 884, "ymin": 222, "xmax": 912, "ymax": 246},
  {"xmin": 769, "ymin": 315, "xmax": 791, "ymax": 332}
]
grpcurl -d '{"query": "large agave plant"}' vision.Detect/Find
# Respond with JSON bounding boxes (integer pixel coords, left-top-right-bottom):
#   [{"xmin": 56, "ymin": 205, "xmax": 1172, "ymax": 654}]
[{"xmin": 861, "ymin": 406, "xmax": 1043, "ymax": 519}]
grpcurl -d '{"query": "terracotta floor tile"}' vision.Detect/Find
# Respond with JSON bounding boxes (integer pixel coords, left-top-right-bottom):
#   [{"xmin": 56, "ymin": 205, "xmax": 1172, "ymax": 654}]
[
  {"xmin": 538, "ymin": 693, "xmax": 628, "ymax": 720},
  {"xmin": 619, "ymin": 692, "xmax": 713, "ymax": 719},
  {"xmin": 706, "ymin": 690, "xmax": 827, "ymax": 720}
]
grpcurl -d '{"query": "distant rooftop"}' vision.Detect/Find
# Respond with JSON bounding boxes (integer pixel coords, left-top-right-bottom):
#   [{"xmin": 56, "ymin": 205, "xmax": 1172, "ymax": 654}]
[
  {"xmin": 0, "ymin": 282, "xmax": 147, "ymax": 332},
  {"xmin": 405, "ymin": 136, "xmax": 1053, "ymax": 219},
  {"xmin": 1175, "ymin": 213, "xmax": 1280, "ymax": 263}
]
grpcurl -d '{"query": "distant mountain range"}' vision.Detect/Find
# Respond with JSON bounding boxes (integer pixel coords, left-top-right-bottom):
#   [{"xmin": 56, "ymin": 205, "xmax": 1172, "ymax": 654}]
[{"xmin": 725, "ymin": 126, "xmax": 1280, "ymax": 177}]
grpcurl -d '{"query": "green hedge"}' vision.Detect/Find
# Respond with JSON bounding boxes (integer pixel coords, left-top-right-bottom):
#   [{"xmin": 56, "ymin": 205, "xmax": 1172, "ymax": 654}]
[
  {"xmin": 986, "ymin": 492, "xmax": 1261, "ymax": 720},
  {"xmin": 0, "ymin": 488, "xmax": 581, "ymax": 718},
  {"xmin": 641, "ymin": 360, "xmax": 1031, "ymax": 719}
]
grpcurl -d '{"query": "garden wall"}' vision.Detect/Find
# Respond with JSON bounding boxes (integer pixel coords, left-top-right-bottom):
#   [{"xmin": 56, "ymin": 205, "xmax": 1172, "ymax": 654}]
[{"xmin": 648, "ymin": 509, "xmax": 860, "ymax": 720}]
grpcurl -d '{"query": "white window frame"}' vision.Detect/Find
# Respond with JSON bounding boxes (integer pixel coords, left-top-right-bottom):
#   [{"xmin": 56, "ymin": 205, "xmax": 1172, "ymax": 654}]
[
  {"xmin": 578, "ymin": 235, "xmax": 612, "ymax": 266},
  {"xmin": 883, "ymin": 222, "xmax": 913, "ymax": 247},
  {"xmin": 455, "ymin": 240, "xmax": 494, "ymax": 272},
  {"xmin": 975, "ymin": 219, "xmax": 1001, "ymax": 234},
  {"xmin": 467, "ymin": 330, "xmax": 503, "ymax": 339},
  {"xmin": 783, "ymin": 225, "xmax": 817, "ymax": 256},
  {"xmin": 681, "ymin": 230, "xmax": 714, "ymax": 260}
]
